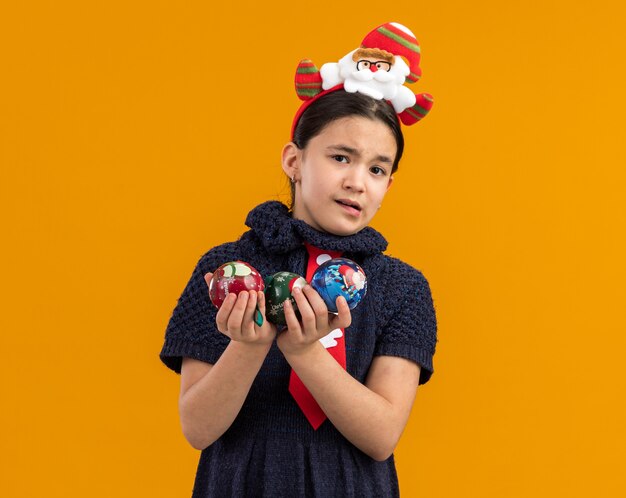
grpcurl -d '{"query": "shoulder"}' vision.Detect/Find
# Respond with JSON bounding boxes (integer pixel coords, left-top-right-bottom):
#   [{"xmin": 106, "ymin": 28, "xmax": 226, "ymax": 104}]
[
  {"xmin": 373, "ymin": 254, "xmax": 436, "ymax": 329},
  {"xmin": 194, "ymin": 234, "xmax": 261, "ymax": 272},
  {"xmin": 378, "ymin": 254, "xmax": 432, "ymax": 292},
  {"xmin": 196, "ymin": 240, "xmax": 239, "ymax": 268}
]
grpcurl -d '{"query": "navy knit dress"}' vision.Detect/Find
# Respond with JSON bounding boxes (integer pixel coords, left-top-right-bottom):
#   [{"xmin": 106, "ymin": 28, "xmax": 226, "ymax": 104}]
[{"xmin": 160, "ymin": 201, "xmax": 438, "ymax": 497}]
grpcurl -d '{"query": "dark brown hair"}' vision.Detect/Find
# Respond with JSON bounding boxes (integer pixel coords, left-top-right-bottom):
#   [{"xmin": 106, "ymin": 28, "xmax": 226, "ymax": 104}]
[
  {"xmin": 290, "ymin": 91, "xmax": 404, "ymax": 204},
  {"xmin": 293, "ymin": 91, "xmax": 404, "ymax": 169}
]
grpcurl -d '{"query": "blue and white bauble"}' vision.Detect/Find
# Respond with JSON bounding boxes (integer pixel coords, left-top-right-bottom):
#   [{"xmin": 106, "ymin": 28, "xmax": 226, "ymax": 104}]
[{"xmin": 310, "ymin": 258, "xmax": 367, "ymax": 313}]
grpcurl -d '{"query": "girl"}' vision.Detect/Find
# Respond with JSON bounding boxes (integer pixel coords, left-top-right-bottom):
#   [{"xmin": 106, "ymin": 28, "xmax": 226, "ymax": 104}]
[{"xmin": 160, "ymin": 23, "xmax": 437, "ymax": 497}]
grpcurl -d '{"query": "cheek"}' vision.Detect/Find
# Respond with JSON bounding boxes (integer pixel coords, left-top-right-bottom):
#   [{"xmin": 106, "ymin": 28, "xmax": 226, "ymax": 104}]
[
  {"xmin": 302, "ymin": 171, "xmax": 329, "ymax": 196},
  {"xmin": 371, "ymin": 182, "xmax": 390, "ymax": 203},
  {"xmin": 299, "ymin": 178, "xmax": 324, "ymax": 207}
]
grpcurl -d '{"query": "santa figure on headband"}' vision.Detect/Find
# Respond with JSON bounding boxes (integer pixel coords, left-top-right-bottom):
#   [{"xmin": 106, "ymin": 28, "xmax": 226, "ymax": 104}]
[
  {"xmin": 321, "ymin": 41, "xmax": 416, "ymax": 113},
  {"xmin": 294, "ymin": 22, "xmax": 434, "ymax": 126}
]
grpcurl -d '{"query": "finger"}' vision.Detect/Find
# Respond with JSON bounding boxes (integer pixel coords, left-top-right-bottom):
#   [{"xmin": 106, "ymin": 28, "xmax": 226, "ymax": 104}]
[
  {"xmin": 302, "ymin": 285, "xmax": 330, "ymax": 325},
  {"xmin": 331, "ymin": 296, "xmax": 352, "ymax": 329},
  {"xmin": 291, "ymin": 286, "xmax": 316, "ymax": 334},
  {"xmin": 215, "ymin": 292, "xmax": 237, "ymax": 334},
  {"xmin": 226, "ymin": 291, "xmax": 249, "ymax": 335},
  {"xmin": 283, "ymin": 298, "xmax": 302, "ymax": 335},
  {"xmin": 241, "ymin": 290, "xmax": 258, "ymax": 338},
  {"xmin": 204, "ymin": 272, "xmax": 213, "ymax": 287}
]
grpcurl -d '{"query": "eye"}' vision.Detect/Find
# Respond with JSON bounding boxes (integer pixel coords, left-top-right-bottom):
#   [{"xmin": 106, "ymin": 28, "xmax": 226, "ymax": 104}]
[
  {"xmin": 370, "ymin": 166, "xmax": 387, "ymax": 176},
  {"xmin": 332, "ymin": 155, "xmax": 349, "ymax": 163}
]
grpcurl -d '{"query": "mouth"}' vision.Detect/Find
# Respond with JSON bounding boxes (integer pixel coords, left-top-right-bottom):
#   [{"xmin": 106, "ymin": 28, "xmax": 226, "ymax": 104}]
[{"xmin": 336, "ymin": 199, "xmax": 362, "ymax": 216}]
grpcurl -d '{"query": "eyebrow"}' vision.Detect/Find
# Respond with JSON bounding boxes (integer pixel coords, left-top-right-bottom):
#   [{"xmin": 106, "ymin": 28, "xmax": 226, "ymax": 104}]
[{"xmin": 326, "ymin": 144, "xmax": 393, "ymax": 164}]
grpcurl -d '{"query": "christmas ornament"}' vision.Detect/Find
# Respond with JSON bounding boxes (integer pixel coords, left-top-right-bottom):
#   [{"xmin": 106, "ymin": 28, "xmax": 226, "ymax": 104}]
[
  {"xmin": 264, "ymin": 271, "xmax": 308, "ymax": 326},
  {"xmin": 208, "ymin": 261, "xmax": 265, "ymax": 326},
  {"xmin": 310, "ymin": 258, "xmax": 367, "ymax": 313}
]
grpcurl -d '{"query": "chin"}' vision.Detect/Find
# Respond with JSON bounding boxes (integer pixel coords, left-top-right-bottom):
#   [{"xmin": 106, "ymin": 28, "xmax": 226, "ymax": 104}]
[
  {"xmin": 322, "ymin": 222, "xmax": 365, "ymax": 236},
  {"xmin": 307, "ymin": 210, "xmax": 372, "ymax": 236},
  {"xmin": 327, "ymin": 214, "xmax": 375, "ymax": 236}
]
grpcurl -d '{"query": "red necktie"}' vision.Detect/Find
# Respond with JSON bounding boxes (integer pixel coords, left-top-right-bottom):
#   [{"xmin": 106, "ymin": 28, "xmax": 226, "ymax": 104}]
[{"xmin": 288, "ymin": 243, "xmax": 347, "ymax": 429}]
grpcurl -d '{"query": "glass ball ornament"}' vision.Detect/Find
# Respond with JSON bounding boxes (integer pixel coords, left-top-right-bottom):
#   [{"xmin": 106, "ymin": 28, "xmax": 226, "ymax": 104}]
[
  {"xmin": 310, "ymin": 258, "xmax": 367, "ymax": 313},
  {"xmin": 264, "ymin": 271, "xmax": 308, "ymax": 325},
  {"xmin": 208, "ymin": 261, "xmax": 265, "ymax": 309}
]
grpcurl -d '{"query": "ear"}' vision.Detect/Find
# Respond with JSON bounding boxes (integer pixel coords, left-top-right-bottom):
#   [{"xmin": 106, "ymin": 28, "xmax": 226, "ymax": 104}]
[{"xmin": 281, "ymin": 142, "xmax": 301, "ymax": 180}]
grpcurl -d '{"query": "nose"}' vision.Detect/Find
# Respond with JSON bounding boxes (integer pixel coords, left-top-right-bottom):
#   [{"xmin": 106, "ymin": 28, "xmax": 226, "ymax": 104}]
[
  {"xmin": 343, "ymin": 166, "xmax": 366, "ymax": 192},
  {"xmin": 370, "ymin": 65, "xmax": 378, "ymax": 73}
]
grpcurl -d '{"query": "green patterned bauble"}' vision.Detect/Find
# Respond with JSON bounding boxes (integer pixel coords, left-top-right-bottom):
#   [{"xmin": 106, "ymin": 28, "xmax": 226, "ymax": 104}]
[{"xmin": 264, "ymin": 272, "xmax": 307, "ymax": 326}]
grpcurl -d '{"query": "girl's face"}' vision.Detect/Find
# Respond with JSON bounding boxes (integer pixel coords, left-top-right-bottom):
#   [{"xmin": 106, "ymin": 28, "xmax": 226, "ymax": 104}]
[{"xmin": 283, "ymin": 116, "xmax": 396, "ymax": 236}]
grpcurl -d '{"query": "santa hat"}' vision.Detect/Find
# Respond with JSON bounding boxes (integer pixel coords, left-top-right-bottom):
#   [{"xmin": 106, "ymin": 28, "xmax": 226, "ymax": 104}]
[{"xmin": 360, "ymin": 22, "xmax": 422, "ymax": 83}]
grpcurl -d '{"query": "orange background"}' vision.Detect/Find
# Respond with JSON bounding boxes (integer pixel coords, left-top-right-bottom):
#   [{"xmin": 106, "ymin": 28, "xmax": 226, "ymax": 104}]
[{"xmin": 1, "ymin": 1, "xmax": 625, "ymax": 496}]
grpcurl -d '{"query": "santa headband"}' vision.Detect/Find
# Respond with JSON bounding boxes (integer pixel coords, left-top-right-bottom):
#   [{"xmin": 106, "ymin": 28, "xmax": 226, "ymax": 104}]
[{"xmin": 292, "ymin": 22, "xmax": 434, "ymax": 139}]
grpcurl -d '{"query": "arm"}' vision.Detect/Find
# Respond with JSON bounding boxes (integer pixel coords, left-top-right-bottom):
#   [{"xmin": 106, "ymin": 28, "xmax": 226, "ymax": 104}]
[
  {"xmin": 285, "ymin": 344, "xmax": 419, "ymax": 461},
  {"xmin": 179, "ymin": 341, "xmax": 271, "ymax": 450},
  {"xmin": 178, "ymin": 274, "xmax": 276, "ymax": 450},
  {"xmin": 278, "ymin": 285, "xmax": 421, "ymax": 461}
]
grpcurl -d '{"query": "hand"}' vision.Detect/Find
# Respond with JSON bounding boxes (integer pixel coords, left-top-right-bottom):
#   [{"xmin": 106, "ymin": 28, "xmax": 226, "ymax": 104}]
[
  {"xmin": 204, "ymin": 273, "xmax": 277, "ymax": 347},
  {"xmin": 277, "ymin": 284, "xmax": 352, "ymax": 357}
]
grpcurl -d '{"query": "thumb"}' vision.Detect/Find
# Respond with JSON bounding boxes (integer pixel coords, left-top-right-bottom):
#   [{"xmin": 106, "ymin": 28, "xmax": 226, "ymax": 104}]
[
  {"xmin": 331, "ymin": 296, "xmax": 352, "ymax": 329},
  {"xmin": 204, "ymin": 272, "xmax": 213, "ymax": 288}
]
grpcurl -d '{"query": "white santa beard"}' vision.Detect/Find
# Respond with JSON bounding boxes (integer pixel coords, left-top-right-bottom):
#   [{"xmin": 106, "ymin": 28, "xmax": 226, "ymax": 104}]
[
  {"xmin": 344, "ymin": 79, "xmax": 385, "ymax": 99},
  {"xmin": 372, "ymin": 70, "xmax": 395, "ymax": 83},
  {"xmin": 345, "ymin": 72, "xmax": 399, "ymax": 100},
  {"xmin": 324, "ymin": 51, "xmax": 417, "ymax": 111},
  {"xmin": 346, "ymin": 69, "xmax": 395, "ymax": 83},
  {"xmin": 349, "ymin": 69, "xmax": 375, "ymax": 82}
]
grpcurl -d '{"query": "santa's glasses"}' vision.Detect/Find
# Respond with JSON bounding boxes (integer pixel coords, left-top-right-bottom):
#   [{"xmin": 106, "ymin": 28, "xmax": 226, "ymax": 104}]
[{"xmin": 356, "ymin": 60, "xmax": 392, "ymax": 72}]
